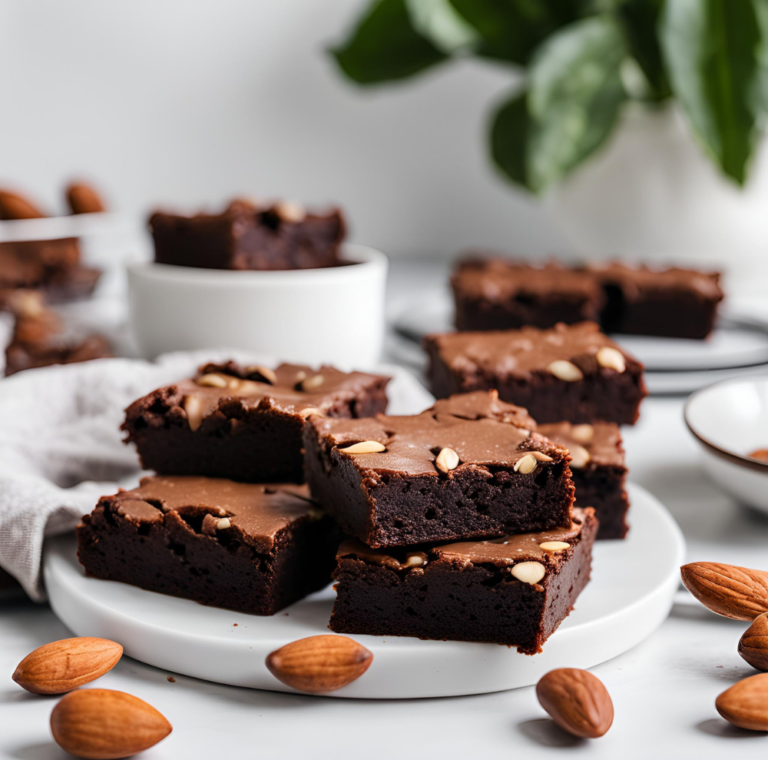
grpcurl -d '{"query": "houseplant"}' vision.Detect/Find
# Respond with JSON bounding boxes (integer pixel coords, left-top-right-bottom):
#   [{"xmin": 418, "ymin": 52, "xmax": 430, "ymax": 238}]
[{"xmin": 331, "ymin": 0, "xmax": 768, "ymax": 286}]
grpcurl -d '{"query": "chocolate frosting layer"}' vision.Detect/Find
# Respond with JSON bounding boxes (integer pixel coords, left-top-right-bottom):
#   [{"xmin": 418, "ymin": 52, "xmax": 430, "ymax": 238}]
[
  {"xmin": 538, "ymin": 421, "xmax": 625, "ymax": 468},
  {"xmin": 175, "ymin": 361, "xmax": 388, "ymax": 423},
  {"xmin": 312, "ymin": 390, "xmax": 565, "ymax": 476},
  {"xmin": 339, "ymin": 508, "xmax": 591, "ymax": 569},
  {"xmin": 586, "ymin": 262, "xmax": 723, "ymax": 301},
  {"xmin": 111, "ymin": 476, "xmax": 317, "ymax": 551},
  {"xmin": 453, "ymin": 258, "xmax": 600, "ymax": 301},
  {"xmin": 426, "ymin": 322, "xmax": 639, "ymax": 379}
]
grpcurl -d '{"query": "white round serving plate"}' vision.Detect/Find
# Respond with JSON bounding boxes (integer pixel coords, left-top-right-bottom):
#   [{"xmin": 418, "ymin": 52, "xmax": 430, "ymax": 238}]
[
  {"xmin": 393, "ymin": 296, "xmax": 768, "ymax": 373},
  {"xmin": 127, "ymin": 244, "xmax": 388, "ymax": 367},
  {"xmin": 45, "ymin": 483, "xmax": 683, "ymax": 699},
  {"xmin": 685, "ymin": 375, "xmax": 768, "ymax": 513}
]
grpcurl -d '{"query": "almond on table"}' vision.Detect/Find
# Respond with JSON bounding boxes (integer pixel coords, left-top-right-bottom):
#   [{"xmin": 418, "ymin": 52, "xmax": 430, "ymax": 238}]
[
  {"xmin": 536, "ymin": 668, "xmax": 614, "ymax": 738},
  {"xmin": 13, "ymin": 637, "xmax": 123, "ymax": 695},
  {"xmin": 680, "ymin": 562, "xmax": 768, "ymax": 620},
  {"xmin": 50, "ymin": 689, "xmax": 172, "ymax": 759},
  {"xmin": 266, "ymin": 635, "xmax": 373, "ymax": 693}
]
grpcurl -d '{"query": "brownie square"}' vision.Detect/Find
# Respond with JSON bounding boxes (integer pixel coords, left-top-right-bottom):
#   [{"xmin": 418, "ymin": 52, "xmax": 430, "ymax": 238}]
[
  {"xmin": 304, "ymin": 390, "xmax": 575, "ymax": 548},
  {"xmin": 0, "ymin": 238, "xmax": 80, "ymax": 286},
  {"xmin": 0, "ymin": 238, "xmax": 101, "ymax": 309},
  {"xmin": 4, "ymin": 292, "xmax": 112, "ymax": 376},
  {"xmin": 149, "ymin": 199, "xmax": 346, "ymax": 271},
  {"xmin": 587, "ymin": 262, "xmax": 724, "ymax": 340},
  {"xmin": 77, "ymin": 476, "xmax": 343, "ymax": 615},
  {"xmin": 123, "ymin": 361, "xmax": 390, "ymax": 484},
  {"xmin": 424, "ymin": 322, "xmax": 647, "ymax": 425},
  {"xmin": 330, "ymin": 507, "xmax": 597, "ymax": 653},
  {"xmin": 452, "ymin": 257, "xmax": 604, "ymax": 331},
  {"xmin": 538, "ymin": 421, "xmax": 629, "ymax": 539}
]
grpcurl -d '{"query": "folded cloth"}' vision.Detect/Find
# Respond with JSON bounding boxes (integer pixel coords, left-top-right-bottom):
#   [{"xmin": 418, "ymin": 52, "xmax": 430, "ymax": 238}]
[{"xmin": 0, "ymin": 351, "xmax": 434, "ymax": 600}]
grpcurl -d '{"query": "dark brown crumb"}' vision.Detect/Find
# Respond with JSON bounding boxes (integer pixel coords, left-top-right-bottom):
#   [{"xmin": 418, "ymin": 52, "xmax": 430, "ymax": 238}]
[
  {"xmin": 167, "ymin": 676, "xmax": 176, "ymax": 683},
  {"xmin": 233, "ymin": 623, "xmax": 238, "ymax": 626}
]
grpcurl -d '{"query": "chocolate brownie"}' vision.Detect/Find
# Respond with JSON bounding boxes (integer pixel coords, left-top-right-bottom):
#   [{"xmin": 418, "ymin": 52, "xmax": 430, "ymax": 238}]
[
  {"xmin": 538, "ymin": 422, "xmax": 629, "ymax": 539},
  {"xmin": 77, "ymin": 476, "xmax": 342, "ymax": 615},
  {"xmin": 123, "ymin": 361, "xmax": 390, "ymax": 484},
  {"xmin": 587, "ymin": 262, "xmax": 724, "ymax": 340},
  {"xmin": 424, "ymin": 322, "xmax": 647, "ymax": 425},
  {"xmin": 304, "ymin": 390, "xmax": 575, "ymax": 548},
  {"xmin": 452, "ymin": 258, "xmax": 604, "ymax": 331},
  {"xmin": 330, "ymin": 507, "xmax": 597, "ymax": 653},
  {"xmin": 150, "ymin": 199, "xmax": 346, "ymax": 271},
  {"xmin": 4, "ymin": 292, "xmax": 112, "ymax": 377},
  {"xmin": 449, "ymin": 256, "xmax": 724, "ymax": 340},
  {"xmin": 0, "ymin": 238, "xmax": 100, "ymax": 308}
]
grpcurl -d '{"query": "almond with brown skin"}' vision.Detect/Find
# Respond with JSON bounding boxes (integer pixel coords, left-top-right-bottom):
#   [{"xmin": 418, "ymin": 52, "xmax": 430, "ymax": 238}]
[
  {"xmin": 266, "ymin": 634, "xmax": 373, "ymax": 693},
  {"xmin": 716, "ymin": 673, "xmax": 768, "ymax": 731},
  {"xmin": 66, "ymin": 182, "xmax": 106, "ymax": 215},
  {"xmin": 536, "ymin": 668, "xmax": 614, "ymax": 738},
  {"xmin": 51, "ymin": 689, "xmax": 172, "ymax": 759},
  {"xmin": 739, "ymin": 613, "xmax": 768, "ymax": 671},
  {"xmin": 680, "ymin": 562, "xmax": 768, "ymax": 620},
  {"xmin": 0, "ymin": 189, "xmax": 45, "ymax": 219},
  {"xmin": 13, "ymin": 637, "xmax": 123, "ymax": 695}
]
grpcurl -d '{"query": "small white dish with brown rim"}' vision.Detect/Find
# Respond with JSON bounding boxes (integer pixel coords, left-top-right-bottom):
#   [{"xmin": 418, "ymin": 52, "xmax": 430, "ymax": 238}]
[{"xmin": 685, "ymin": 376, "xmax": 768, "ymax": 512}]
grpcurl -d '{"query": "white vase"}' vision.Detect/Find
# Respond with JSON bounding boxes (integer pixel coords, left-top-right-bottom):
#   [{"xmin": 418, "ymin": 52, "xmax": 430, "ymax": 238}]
[{"xmin": 546, "ymin": 104, "xmax": 768, "ymax": 294}]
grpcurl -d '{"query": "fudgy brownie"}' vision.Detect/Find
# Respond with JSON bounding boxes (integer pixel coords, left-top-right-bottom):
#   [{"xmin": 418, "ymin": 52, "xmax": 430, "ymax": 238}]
[
  {"xmin": 0, "ymin": 238, "xmax": 100, "ymax": 308},
  {"xmin": 538, "ymin": 422, "xmax": 629, "ymax": 539},
  {"xmin": 150, "ymin": 199, "xmax": 346, "ymax": 271},
  {"xmin": 4, "ymin": 292, "xmax": 112, "ymax": 377},
  {"xmin": 330, "ymin": 507, "xmax": 598, "ymax": 653},
  {"xmin": 586, "ymin": 262, "xmax": 724, "ymax": 340},
  {"xmin": 424, "ymin": 322, "xmax": 647, "ymax": 425},
  {"xmin": 77, "ymin": 476, "xmax": 342, "ymax": 615},
  {"xmin": 304, "ymin": 390, "xmax": 575, "ymax": 548},
  {"xmin": 449, "ymin": 256, "xmax": 724, "ymax": 340},
  {"xmin": 123, "ymin": 361, "xmax": 390, "ymax": 484},
  {"xmin": 452, "ymin": 258, "xmax": 604, "ymax": 331}
]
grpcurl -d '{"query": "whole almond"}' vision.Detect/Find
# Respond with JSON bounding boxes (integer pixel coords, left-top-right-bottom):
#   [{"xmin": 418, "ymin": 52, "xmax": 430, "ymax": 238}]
[
  {"xmin": 536, "ymin": 668, "xmax": 614, "ymax": 738},
  {"xmin": 13, "ymin": 637, "xmax": 123, "ymax": 695},
  {"xmin": 0, "ymin": 189, "xmax": 45, "ymax": 219},
  {"xmin": 51, "ymin": 689, "xmax": 172, "ymax": 759},
  {"xmin": 716, "ymin": 673, "xmax": 768, "ymax": 731},
  {"xmin": 739, "ymin": 613, "xmax": 768, "ymax": 671},
  {"xmin": 680, "ymin": 562, "xmax": 768, "ymax": 620},
  {"xmin": 266, "ymin": 635, "xmax": 373, "ymax": 693},
  {"xmin": 66, "ymin": 182, "xmax": 107, "ymax": 214}
]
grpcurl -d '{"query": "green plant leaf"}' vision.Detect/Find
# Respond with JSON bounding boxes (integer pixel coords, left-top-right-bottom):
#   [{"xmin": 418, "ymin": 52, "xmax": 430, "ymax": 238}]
[
  {"xmin": 614, "ymin": 0, "xmax": 671, "ymax": 100},
  {"xmin": 526, "ymin": 16, "xmax": 628, "ymax": 193},
  {"xmin": 489, "ymin": 89, "xmax": 532, "ymax": 188},
  {"xmin": 331, "ymin": 0, "xmax": 448, "ymax": 84},
  {"xmin": 447, "ymin": 0, "xmax": 589, "ymax": 64},
  {"xmin": 660, "ymin": 0, "xmax": 765, "ymax": 185}
]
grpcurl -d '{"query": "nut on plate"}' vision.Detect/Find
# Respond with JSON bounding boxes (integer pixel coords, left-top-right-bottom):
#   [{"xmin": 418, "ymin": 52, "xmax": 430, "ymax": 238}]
[
  {"xmin": 266, "ymin": 635, "xmax": 373, "ymax": 693},
  {"xmin": 536, "ymin": 668, "xmax": 614, "ymax": 738}
]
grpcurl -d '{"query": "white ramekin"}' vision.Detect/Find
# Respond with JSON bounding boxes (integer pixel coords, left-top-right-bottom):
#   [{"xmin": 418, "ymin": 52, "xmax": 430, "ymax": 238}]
[{"xmin": 126, "ymin": 244, "xmax": 388, "ymax": 367}]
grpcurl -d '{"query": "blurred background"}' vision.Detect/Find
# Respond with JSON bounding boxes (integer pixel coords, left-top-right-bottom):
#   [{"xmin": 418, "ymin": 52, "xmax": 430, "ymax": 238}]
[{"xmin": 0, "ymin": 1, "xmax": 564, "ymax": 258}]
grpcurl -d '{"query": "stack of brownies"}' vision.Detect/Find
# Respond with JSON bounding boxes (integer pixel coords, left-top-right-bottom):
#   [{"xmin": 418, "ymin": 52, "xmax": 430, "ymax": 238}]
[
  {"xmin": 76, "ymin": 205, "xmax": 646, "ymax": 656},
  {"xmin": 77, "ymin": 326, "xmax": 643, "ymax": 653}
]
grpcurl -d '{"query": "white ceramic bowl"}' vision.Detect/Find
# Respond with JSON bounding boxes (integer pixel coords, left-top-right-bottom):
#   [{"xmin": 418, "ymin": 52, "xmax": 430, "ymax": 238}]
[
  {"xmin": 685, "ymin": 376, "xmax": 768, "ymax": 512},
  {"xmin": 126, "ymin": 244, "xmax": 388, "ymax": 366}
]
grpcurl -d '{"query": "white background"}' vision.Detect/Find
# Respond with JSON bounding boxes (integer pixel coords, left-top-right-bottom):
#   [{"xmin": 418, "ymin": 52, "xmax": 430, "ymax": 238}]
[{"xmin": 0, "ymin": 0, "xmax": 570, "ymax": 258}]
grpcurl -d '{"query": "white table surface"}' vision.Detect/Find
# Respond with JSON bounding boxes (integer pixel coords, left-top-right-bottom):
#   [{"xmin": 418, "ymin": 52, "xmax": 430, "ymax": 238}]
[{"xmin": 2, "ymin": 259, "xmax": 768, "ymax": 758}]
